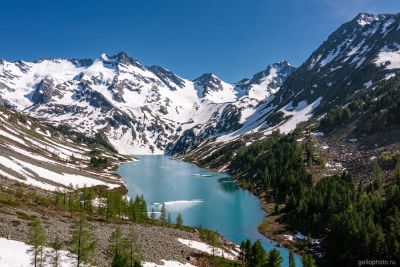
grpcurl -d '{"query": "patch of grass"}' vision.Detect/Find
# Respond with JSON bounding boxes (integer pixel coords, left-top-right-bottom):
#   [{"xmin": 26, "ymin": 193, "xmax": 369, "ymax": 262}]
[
  {"xmin": 0, "ymin": 193, "xmax": 18, "ymax": 206},
  {"xmin": 210, "ymin": 257, "xmax": 240, "ymax": 266},
  {"xmin": 16, "ymin": 210, "xmax": 37, "ymax": 221}
]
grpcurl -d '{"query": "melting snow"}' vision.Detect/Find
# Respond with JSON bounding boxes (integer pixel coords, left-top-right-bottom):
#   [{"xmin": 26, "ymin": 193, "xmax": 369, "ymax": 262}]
[
  {"xmin": 0, "ymin": 237, "xmax": 75, "ymax": 267},
  {"xmin": 177, "ymin": 238, "xmax": 237, "ymax": 260},
  {"xmin": 143, "ymin": 260, "xmax": 195, "ymax": 267}
]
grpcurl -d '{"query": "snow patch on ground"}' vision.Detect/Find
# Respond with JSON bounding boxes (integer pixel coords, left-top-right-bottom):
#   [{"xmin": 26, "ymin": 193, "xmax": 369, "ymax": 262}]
[
  {"xmin": 0, "ymin": 237, "xmax": 76, "ymax": 267},
  {"xmin": 374, "ymin": 45, "xmax": 400, "ymax": 70},
  {"xmin": 143, "ymin": 260, "xmax": 195, "ymax": 267},
  {"xmin": 177, "ymin": 238, "xmax": 237, "ymax": 261},
  {"xmin": 270, "ymin": 97, "xmax": 323, "ymax": 134}
]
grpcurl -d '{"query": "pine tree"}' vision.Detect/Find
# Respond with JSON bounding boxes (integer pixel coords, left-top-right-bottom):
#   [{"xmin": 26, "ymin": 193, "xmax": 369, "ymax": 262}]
[
  {"xmin": 267, "ymin": 248, "xmax": 282, "ymax": 267},
  {"xmin": 288, "ymin": 250, "xmax": 296, "ymax": 267},
  {"xmin": 139, "ymin": 195, "xmax": 148, "ymax": 220},
  {"xmin": 395, "ymin": 160, "xmax": 400, "ymax": 185},
  {"xmin": 112, "ymin": 253, "xmax": 128, "ymax": 267},
  {"xmin": 167, "ymin": 212, "xmax": 172, "ymax": 224},
  {"xmin": 108, "ymin": 226, "xmax": 126, "ymax": 266},
  {"xmin": 176, "ymin": 213, "xmax": 183, "ymax": 228},
  {"xmin": 159, "ymin": 203, "xmax": 167, "ymax": 224},
  {"xmin": 27, "ymin": 217, "xmax": 46, "ymax": 267},
  {"xmin": 69, "ymin": 216, "xmax": 97, "ymax": 267},
  {"xmin": 274, "ymin": 203, "xmax": 280, "ymax": 215},
  {"xmin": 49, "ymin": 238, "xmax": 63, "ymax": 267},
  {"xmin": 125, "ymin": 227, "xmax": 142, "ymax": 267},
  {"xmin": 250, "ymin": 240, "xmax": 266, "ymax": 266},
  {"xmin": 302, "ymin": 254, "xmax": 316, "ymax": 267},
  {"xmin": 244, "ymin": 239, "xmax": 252, "ymax": 264}
]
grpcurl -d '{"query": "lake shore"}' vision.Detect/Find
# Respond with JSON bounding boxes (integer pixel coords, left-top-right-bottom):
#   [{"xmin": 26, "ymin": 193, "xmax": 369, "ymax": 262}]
[
  {"xmin": 182, "ymin": 157, "xmax": 304, "ymax": 255},
  {"xmin": 236, "ymin": 182, "xmax": 302, "ymax": 253}
]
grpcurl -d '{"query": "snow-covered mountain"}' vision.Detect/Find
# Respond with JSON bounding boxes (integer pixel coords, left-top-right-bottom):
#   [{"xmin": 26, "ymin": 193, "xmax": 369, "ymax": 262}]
[
  {"xmin": 172, "ymin": 12, "xmax": 400, "ymax": 156},
  {"xmin": 274, "ymin": 13, "xmax": 400, "ymax": 113},
  {"xmin": 2, "ymin": 13, "xmax": 399, "ymax": 155},
  {"xmin": 0, "ymin": 52, "xmax": 293, "ymax": 154}
]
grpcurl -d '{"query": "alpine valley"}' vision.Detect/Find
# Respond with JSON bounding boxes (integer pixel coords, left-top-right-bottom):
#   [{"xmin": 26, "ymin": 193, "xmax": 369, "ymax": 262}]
[{"xmin": 1, "ymin": 12, "xmax": 400, "ymax": 267}]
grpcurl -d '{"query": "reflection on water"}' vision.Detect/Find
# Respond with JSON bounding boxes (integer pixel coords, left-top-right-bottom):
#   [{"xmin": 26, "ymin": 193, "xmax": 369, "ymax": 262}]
[{"xmin": 218, "ymin": 177, "xmax": 239, "ymax": 192}]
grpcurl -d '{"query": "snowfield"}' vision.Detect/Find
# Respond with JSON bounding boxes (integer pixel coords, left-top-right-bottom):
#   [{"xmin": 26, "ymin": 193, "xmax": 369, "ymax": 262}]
[
  {"xmin": 0, "ymin": 53, "xmax": 295, "ymax": 155},
  {"xmin": 177, "ymin": 238, "xmax": 238, "ymax": 261},
  {"xmin": 143, "ymin": 261, "xmax": 195, "ymax": 267},
  {"xmin": 0, "ymin": 237, "xmax": 76, "ymax": 267},
  {"xmin": 0, "ymin": 108, "xmax": 123, "ymax": 191}
]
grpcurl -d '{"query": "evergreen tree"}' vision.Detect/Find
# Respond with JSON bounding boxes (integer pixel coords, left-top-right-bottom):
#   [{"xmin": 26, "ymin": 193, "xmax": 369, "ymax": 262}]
[
  {"xmin": 108, "ymin": 226, "xmax": 127, "ymax": 266},
  {"xmin": 69, "ymin": 216, "xmax": 96, "ymax": 267},
  {"xmin": 167, "ymin": 212, "xmax": 172, "ymax": 224},
  {"xmin": 302, "ymin": 254, "xmax": 316, "ymax": 267},
  {"xmin": 274, "ymin": 203, "xmax": 280, "ymax": 215},
  {"xmin": 125, "ymin": 227, "xmax": 142, "ymax": 267},
  {"xmin": 159, "ymin": 203, "xmax": 167, "ymax": 224},
  {"xmin": 27, "ymin": 217, "xmax": 46, "ymax": 267},
  {"xmin": 288, "ymin": 250, "xmax": 296, "ymax": 267},
  {"xmin": 250, "ymin": 240, "xmax": 267, "ymax": 266},
  {"xmin": 244, "ymin": 239, "xmax": 252, "ymax": 264},
  {"xmin": 176, "ymin": 213, "xmax": 183, "ymax": 228},
  {"xmin": 267, "ymin": 248, "xmax": 282, "ymax": 267},
  {"xmin": 395, "ymin": 160, "xmax": 400, "ymax": 184},
  {"xmin": 49, "ymin": 237, "xmax": 63, "ymax": 267},
  {"xmin": 112, "ymin": 253, "xmax": 128, "ymax": 267},
  {"xmin": 139, "ymin": 195, "xmax": 148, "ymax": 220}
]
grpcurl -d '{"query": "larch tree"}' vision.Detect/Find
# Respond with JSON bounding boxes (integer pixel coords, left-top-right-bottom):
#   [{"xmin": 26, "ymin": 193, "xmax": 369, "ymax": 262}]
[
  {"xmin": 159, "ymin": 203, "xmax": 167, "ymax": 225},
  {"xmin": 27, "ymin": 217, "xmax": 46, "ymax": 267},
  {"xmin": 302, "ymin": 254, "xmax": 317, "ymax": 267},
  {"xmin": 288, "ymin": 250, "xmax": 296, "ymax": 267},
  {"xmin": 69, "ymin": 216, "xmax": 97, "ymax": 267},
  {"xmin": 107, "ymin": 226, "xmax": 125, "ymax": 264},
  {"xmin": 125, "ymin": 226, "xmax": 142, "ymax": 267},
  {"xmin": 176, "ymin": 212, "xmax": 183, "ymax": 228},
  {"xmin": 49, "ymin": 237, "xmax": 63, "ymax": 267},
  {"xmin": 267, "ymin": 248, "xmax": 283, "ymax": 267}
]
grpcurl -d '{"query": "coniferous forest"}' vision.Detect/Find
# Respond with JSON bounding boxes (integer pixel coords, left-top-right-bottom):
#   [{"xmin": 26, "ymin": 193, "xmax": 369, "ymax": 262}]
[{"xmin": 202, "ymin": 128, "xmax": 400, "ymax": 266}]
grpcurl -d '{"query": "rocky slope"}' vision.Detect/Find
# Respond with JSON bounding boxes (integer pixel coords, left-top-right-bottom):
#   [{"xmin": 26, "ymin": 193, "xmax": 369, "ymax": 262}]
[{"xmin": 0, "ymin": 105, "xmax": 127, "ymax": 191}]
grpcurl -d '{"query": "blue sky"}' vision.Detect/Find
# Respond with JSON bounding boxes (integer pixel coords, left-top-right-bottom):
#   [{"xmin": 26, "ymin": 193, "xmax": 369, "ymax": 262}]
[{"xmin": 0, "ymin": 0, "xmax": 399, "ymax": 82}]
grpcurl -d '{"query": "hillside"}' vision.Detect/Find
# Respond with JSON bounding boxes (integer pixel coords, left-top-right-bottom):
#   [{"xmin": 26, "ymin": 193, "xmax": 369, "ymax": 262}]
[{"xmin": 0, "ymin": 105, "xmax": 128, "ymax": 191}]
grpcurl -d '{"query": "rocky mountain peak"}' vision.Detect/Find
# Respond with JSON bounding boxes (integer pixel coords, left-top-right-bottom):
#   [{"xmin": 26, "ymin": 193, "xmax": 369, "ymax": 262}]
[
  {"xmin": 274, "ymin": 12, "xmax": 400, "ymax": 115},
  {"xmin": 98, "ymin": 52, "xmax": 142, "ymax": 68},
  {"xmin": 149, "ymin": 65, "xmax": 186, "ymax": 90},
  {"xmin": 355, "ymin": 13, "xmax": 380, "ymax": 26},
  {"xmin": 194, "ymin": 73, "xmax": 225, "ymax": 96},
  {"xmin": 250, "ymin": 61, "xmax": 295, "ymax": 84}
]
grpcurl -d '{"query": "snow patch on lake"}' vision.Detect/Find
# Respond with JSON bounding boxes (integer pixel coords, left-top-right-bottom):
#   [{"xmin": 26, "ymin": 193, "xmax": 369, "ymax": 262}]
[{"xmin": 152, "ymin": 200, "xmax": 204, "ymax": 211}]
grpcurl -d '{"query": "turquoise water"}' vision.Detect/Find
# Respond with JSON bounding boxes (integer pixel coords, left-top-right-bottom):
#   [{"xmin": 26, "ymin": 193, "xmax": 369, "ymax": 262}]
[{"xmin": 118, "ymin": 155, "xmax": 301, "ymax": 266}]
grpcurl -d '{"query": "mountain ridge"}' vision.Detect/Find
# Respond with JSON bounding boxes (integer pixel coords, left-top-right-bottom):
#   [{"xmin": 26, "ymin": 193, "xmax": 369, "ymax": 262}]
[
  {"xmin": 1, "ymin": 12, "xmax": 400, "ymax": 155},
  {"xmin": 0, "ymin": 51, "xmax": 293, "ymax": 154}
]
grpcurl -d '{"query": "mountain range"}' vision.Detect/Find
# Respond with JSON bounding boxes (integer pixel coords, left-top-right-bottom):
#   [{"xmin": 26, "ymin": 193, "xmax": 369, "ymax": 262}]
[{"xmin": 1, "ymin": 13, "xmax": 400, "ymax": 155}]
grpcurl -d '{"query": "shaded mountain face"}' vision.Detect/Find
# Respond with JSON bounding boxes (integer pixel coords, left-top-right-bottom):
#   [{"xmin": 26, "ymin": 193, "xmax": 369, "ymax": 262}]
[
  {"xmin": 0, "ymin": 51, "xmax": 293, "ymax": 154},
  {"xmin": 275, "ymin": 13, "xmax": 400, "ymax": 113}
]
